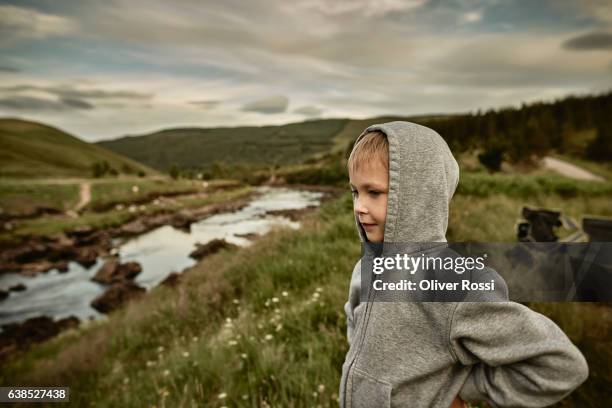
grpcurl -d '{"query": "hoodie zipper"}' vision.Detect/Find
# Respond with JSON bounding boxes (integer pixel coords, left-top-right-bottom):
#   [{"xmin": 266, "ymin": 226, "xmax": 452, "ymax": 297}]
[{"xmin": 342, "ymin": 270, "xmax": 377, "ymax": 407}]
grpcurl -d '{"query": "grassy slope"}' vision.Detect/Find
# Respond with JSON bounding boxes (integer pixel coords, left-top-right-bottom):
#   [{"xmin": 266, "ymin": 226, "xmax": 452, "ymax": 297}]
[
  {"xmin": 0, "ymin": 118, "xmax": 156, "ymax": 178},
  {"xmin": 2, "ymin": 174, "xmax": 611, "ymax": 407},
  {"xmin": 97, "ymin": 119, "xmax": 349, "ymax": 172},
  {"xmin": 96, "ymin": 114, "xmax": 458, "ymax": 172}
]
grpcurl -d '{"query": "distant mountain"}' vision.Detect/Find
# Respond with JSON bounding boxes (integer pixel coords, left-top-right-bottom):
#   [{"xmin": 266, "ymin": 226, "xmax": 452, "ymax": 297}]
[
  {"xmin": 96, "ymin": 115, "xmax": 449, "ymax": 172},
  {"xmin": 0, "ymin": 118, "xmax": 156, "ymax": 178}
]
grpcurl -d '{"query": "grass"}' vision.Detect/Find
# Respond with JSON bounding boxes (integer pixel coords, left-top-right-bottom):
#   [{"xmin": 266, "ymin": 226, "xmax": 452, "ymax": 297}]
[
  {"xmin": 0, "ymin": 184, "xmax": 253, "ymax": 243},
  {"xmin": 0, "ymin": 182, "xmax": 80, "ymax": 217},
  {"xmin": 97, "ymin": 119, "xmax": 349, "ymax": 172},
  {"xmin": 1, "ymin": 187, "xmax": 610, "ymax": 407},
  {"xmin": 87, "ymin": 179, "xmax": 206, "ymax": 211},
  {"xmin": 456, "ymin": 171, "xmax": 612, "ymax": 198},
  {"xmin": 0, "ymin": 191, "xmax": 358, "ymax": 407},
  {"xmin": 0, "ymin": 118, "xmax": 155, "ymax": 178}
]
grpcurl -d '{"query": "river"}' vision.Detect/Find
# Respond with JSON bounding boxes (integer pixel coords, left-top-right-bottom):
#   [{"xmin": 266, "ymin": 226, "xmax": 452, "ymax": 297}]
[{"xmin": 0, "ymin": 186, "xmax": 324, "ymax": 329}]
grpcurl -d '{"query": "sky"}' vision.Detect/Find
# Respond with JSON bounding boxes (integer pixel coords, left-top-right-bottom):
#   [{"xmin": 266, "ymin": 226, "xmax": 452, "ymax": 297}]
[{"xmin": 0, "ymin": 0, "xmax": 611, "ymax": 141}]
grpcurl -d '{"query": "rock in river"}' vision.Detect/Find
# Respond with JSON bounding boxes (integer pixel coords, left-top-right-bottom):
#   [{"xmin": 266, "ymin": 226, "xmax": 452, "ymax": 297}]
[
  {"xmin": 189, "ymin": 238, "xmax": 238, "ymax": 260},
  {"xmin": 90, "ymin": 281, "xmax": 146, "ymax": 314},
  {"xmin": 92, "ymin": 258, "xmax": 142, "ymax": 284}
]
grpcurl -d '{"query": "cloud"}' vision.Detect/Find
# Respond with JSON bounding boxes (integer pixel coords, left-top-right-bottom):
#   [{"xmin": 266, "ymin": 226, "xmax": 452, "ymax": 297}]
[
  {"xmin": 290, "ymin": 0, "xmax": 427, "ymax": 18},
  {"xmin": 0, "ymin": 5, "xmax": 78, "ymax": 45},
  {"xmin": 461, "ymin": 10, "xmax": 483, "ymax": 24},
  {"xmin": 562, "ymin": 31, "xmax": 612, "ymax": 50},
  {"xmin": 188, "ymin": 100, "xmax": 221, "ymax": 109},
  {"xmin": 242, "ymin": 95, "xmax": 289, "ymax": 114},
  {"xmin": 0, "ymin": 0, "xmax": 609, "ymax": 140},
  {"xmin": 0, "ymin": 95, "xmax": 91, "ymax": 112},
  {"xmin": 0, "ymin": 65, "xmax": 19, "ymax": 73},
  {"xmin": 60, "ymin": 97, "xmax": 94, "ymax": 110},
  {"xmin": 0, "ymin": 84, "xmax": 152, "ymax": 101},
  {"xmin": 294, "ymin": 105, "xmax": 324, "ymax": 117}
]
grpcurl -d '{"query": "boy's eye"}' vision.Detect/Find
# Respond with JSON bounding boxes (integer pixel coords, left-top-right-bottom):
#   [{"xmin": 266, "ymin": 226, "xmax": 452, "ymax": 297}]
[
  {"xmin": 369, "ymin": 190, "xmax": 380, "ymax": 196},
  {"xmin": 350, "ymin": 189, "xmax": 358, "ymax": 196}
]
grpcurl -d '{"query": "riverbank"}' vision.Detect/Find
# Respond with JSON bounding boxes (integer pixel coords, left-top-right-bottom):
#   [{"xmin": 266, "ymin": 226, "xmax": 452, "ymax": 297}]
[
  {"xmin": 0, "ymin": 184, "xmax": 255, "ymax": 277},
  {"xmin": 1, "ymin": 173, "xmax": 610, "ymax": 406},
  {"xmin": 0, "ymin": 183, "xmax": 343, "ymax": 361}
]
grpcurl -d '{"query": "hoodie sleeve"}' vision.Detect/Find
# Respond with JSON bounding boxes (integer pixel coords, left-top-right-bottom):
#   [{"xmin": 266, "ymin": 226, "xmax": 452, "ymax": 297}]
[
  {"xmin": 344, "ymin": 260, "xmax": 362, "ymax": 346},
  {"xmin": 450, "ymin": 299, "xmax": 589, "ymax": 407}
]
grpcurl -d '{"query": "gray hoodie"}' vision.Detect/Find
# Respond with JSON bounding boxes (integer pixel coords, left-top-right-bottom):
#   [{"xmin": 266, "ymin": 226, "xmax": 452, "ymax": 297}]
[{"xmin": 339, "ymin": 121, "xmax": 589, "ymax": 407}]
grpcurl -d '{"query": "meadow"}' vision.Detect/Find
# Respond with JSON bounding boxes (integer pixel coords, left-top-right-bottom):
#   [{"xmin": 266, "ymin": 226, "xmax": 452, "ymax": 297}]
[{"xmin": 1, "ymin": 166, "xmax": 610, "ymax": 407}]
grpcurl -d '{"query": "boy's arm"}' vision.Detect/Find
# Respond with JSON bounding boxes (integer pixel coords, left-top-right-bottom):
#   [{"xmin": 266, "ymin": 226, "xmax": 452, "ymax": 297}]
[
  {"xmin": 344, "ymin": 260, "xmax": 362, "ymax": 346},
  {"xmin": 450, "ymin": 299, "xmax": 589, "ymax": 407}
]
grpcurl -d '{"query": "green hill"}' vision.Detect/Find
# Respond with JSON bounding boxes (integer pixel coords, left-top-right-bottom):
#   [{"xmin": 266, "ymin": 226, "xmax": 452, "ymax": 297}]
[
  {"xmin": 97, "ymin": 119, "xmax": 350, "ymax": 172},
  {"xmin": 0, "ymin": 118, "xmax": 156, "ymax": 178},
  {"xmin": 97, "ymin": 90, "xmax": 612, "ymax": 174},
  {"xmin": 96, "ymin": 115, "xmax": 452, "ymax": 172}
]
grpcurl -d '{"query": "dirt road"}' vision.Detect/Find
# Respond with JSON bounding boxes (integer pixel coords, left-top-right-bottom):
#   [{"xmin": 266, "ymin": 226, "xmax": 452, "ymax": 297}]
[{"xmin": 542, "ymin": 157, "xmax": 606, "ymax": 182}]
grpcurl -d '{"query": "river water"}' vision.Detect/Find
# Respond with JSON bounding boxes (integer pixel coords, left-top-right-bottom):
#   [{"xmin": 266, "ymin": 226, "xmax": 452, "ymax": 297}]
[{"xmin": 0, "ymin": 186, "xmax": 324, "ymax": 329}]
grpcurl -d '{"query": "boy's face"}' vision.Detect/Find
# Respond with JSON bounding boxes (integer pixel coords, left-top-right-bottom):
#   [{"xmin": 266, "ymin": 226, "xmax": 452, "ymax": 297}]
[{"xmin": 349, "ymin": 159, "xmax": 389, "ymax": 243}]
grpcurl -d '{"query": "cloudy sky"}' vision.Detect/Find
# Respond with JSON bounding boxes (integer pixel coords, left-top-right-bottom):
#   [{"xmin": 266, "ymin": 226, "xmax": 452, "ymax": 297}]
[{"xmin": 0, "ymin": 0, "xmax": 611, "ymax": 141}]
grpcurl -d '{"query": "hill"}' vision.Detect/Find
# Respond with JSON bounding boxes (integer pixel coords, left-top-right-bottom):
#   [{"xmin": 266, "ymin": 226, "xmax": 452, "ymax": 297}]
[
  {"xmin": 96, "ymin": 115, "xmax": 454, "ymax": 172},
  {"xmin": 97, "ymin": 119, "xmax": 349, "ymax": 172},
  {"xmin": 0, "ymin": 118, "xmax": 156, "ymax": 178},
  {"xmin": 97, "ymin": 90, "xmax": 612, "ymax": 175}
]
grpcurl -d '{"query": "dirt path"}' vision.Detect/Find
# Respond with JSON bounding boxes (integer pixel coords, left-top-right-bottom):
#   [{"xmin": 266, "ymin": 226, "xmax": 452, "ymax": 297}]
[
  {"xmin": 542, "ymin": 157, "xmax": 606, "ymax": 182},
  {"xmin": 74, "ymin": 182, "xmax": 91, "ymax": 212}
]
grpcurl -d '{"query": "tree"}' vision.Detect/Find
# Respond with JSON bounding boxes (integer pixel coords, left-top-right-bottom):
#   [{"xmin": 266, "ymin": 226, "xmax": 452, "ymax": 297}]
[{"xmin": 169, "ymin": 164, "xmax": 180, "ymax": 179}]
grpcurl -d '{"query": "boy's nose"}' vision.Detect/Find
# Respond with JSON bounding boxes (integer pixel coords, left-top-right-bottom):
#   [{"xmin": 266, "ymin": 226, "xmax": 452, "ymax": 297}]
[{"xmin": 355, "ymin": 199, "xmax": 368, "ymax": 214}]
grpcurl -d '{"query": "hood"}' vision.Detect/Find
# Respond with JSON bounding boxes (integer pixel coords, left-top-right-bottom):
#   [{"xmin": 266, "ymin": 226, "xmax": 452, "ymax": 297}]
[{"xmin": 351, "ymin": 121, "xmax": 460, "ymax": 244}]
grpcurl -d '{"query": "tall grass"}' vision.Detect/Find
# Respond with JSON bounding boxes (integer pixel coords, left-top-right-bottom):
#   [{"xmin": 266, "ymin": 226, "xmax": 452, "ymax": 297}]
[{"xmin": 1, "ymin": 188, "xmax": 610, "ymax": 407}]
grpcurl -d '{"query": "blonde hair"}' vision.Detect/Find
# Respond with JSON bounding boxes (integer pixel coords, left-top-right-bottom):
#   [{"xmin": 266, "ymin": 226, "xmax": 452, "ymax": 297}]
[{"xmin": 347, "ymin": 130, "xmax": 389, "ymax": 175}]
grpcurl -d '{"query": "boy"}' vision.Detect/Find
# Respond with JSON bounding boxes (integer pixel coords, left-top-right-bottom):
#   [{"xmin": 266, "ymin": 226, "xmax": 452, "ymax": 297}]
[{"xmin": 339, "ymin": 121, "xmax": 589, "ymax": 408}]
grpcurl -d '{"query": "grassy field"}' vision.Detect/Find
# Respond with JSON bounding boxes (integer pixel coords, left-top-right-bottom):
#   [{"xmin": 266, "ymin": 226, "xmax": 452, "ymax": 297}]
[
  {"xmin": 0, "ymin": 119, "xmax": 155, "ymax": 178},
  {"xmin": 0, "ymin": 182, "xmax": 81, "ymax": 217},
  {"xmin": 0, "ymin": 179, "xmax": 249, "ymax": 244},
  {"xmin": 1, "ymin": 170, "xmax": 611, "ymax": 407}
]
